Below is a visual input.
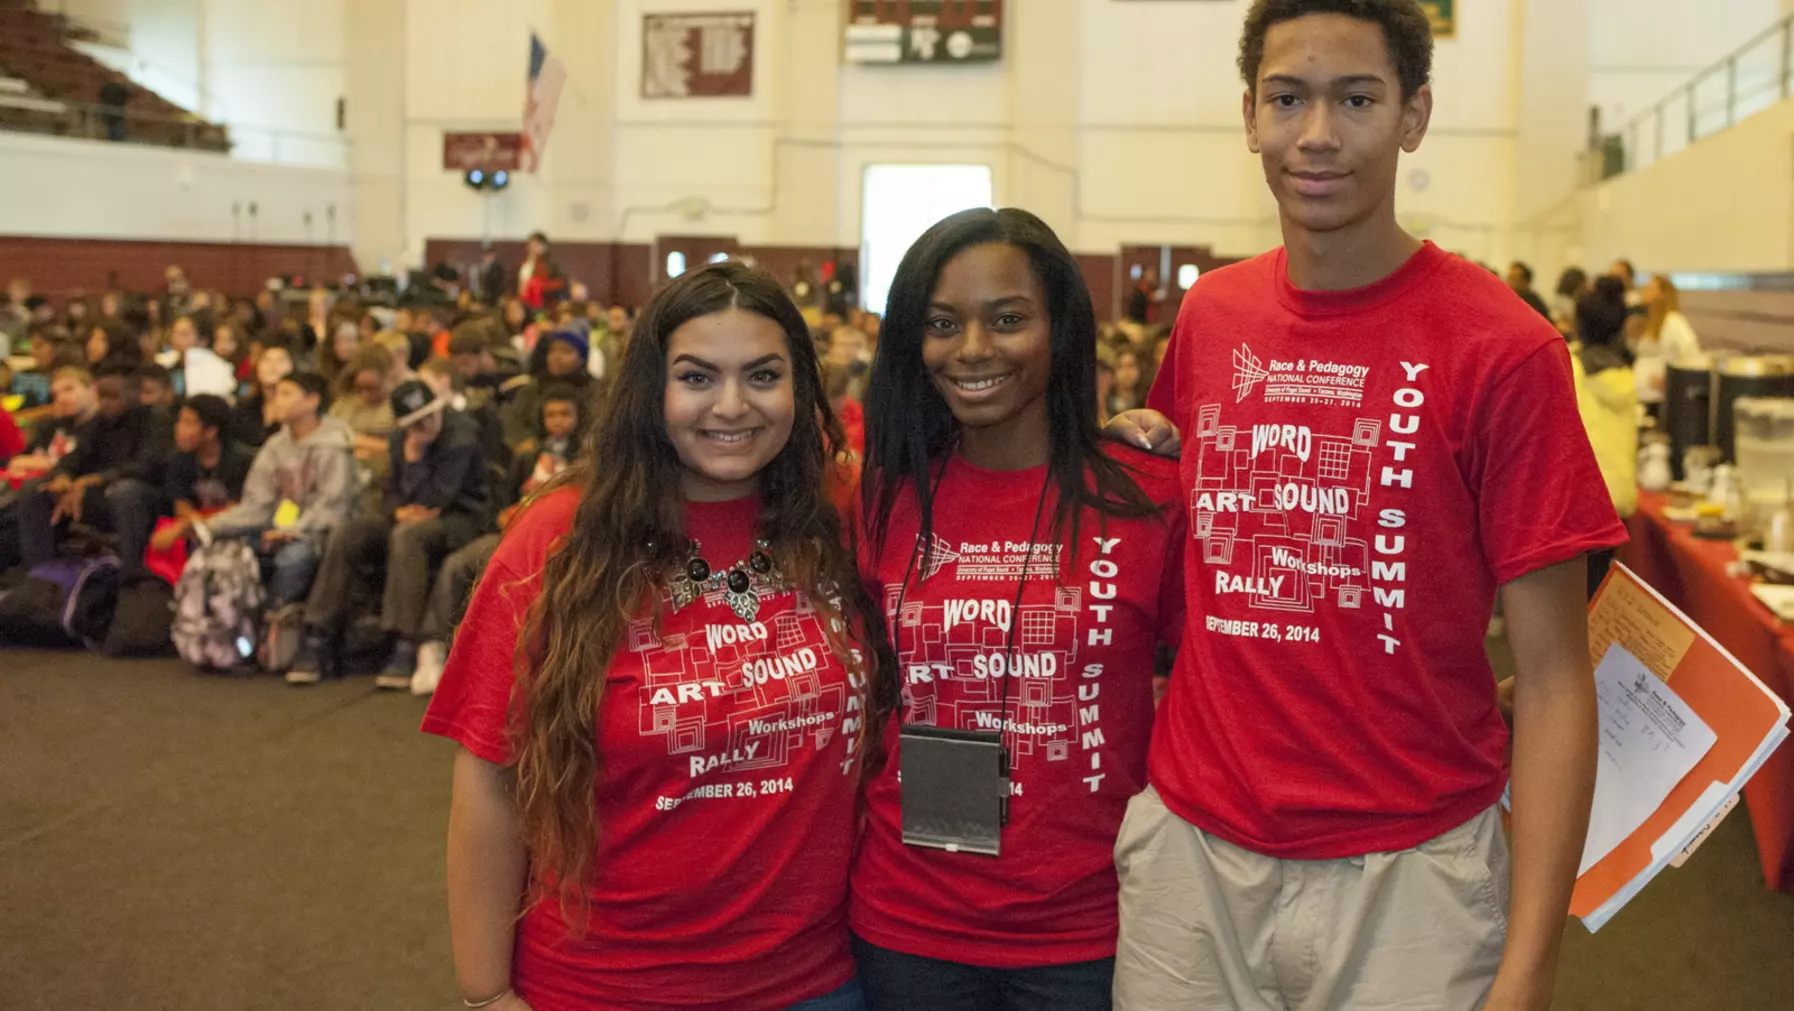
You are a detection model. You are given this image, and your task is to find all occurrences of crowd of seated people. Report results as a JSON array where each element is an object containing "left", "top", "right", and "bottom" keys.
[{"left": 0, "top": 264, "right": 642, "bottom": 693}]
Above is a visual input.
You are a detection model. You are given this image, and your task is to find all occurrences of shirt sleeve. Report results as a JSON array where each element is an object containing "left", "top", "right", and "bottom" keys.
[
  {"left": 1145, "top": 321, "right": 1182, "bottom": 422},
  {"left": 420, "top": 555, "right": 536, "bottom": 764},
  {"left": 1471, "top": 341, "right": 1630, "bottom": 585}
]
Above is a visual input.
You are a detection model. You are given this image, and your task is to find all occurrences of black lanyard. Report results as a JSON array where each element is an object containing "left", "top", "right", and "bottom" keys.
[{"left": 891, "top": 458, "right": 1054, "bottom": 784}]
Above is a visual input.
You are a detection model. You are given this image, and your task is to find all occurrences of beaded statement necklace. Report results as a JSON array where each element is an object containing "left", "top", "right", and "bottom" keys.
[{"left": 667, "top": 538, "right": 791, "bottom": 622}]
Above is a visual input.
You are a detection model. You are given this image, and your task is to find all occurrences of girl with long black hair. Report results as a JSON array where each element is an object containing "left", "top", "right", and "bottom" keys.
[
  {"left": 423, "top": 262, "right": 888, "bottom": 1011},
  {"left": 851, "top": 207, "right": 1186, "bottom": 1010}
]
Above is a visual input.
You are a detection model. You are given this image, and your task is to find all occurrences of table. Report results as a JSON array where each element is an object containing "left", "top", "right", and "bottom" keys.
[{"left": 1622, "top": 491, "right": 1794, "bottom": 894}]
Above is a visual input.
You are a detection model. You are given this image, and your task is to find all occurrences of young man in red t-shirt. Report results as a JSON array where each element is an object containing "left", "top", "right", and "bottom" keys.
[{"left": 1107, "top": 2, "right": 1626, "bottom": 1009}]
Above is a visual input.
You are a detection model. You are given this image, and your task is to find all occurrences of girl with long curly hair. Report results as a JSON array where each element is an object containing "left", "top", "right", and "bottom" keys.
[{"left": 423, "top": 262, "right": 889, "bottom": 1011}]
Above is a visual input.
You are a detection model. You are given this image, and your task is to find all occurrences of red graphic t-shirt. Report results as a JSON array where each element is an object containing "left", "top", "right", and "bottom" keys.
[
  {"left": 1145, "top": 242, "right": 1628, "bottom": 859},
  {"left": 422, "top": 489, "right": 863, "bottom": 1011},
  {"left": 850, "top": 447, "right": 1186, "bottom": 967}
]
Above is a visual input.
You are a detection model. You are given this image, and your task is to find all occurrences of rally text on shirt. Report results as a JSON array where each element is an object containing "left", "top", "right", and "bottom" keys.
[
  {"left": 850, "top": 448, "right": 1185, "bottom": 968},
  {"left": 1145, "top": 242, "right": 1629, "bottom": 861}
]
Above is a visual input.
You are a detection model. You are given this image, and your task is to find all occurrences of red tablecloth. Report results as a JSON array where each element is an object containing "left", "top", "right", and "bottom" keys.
[{"left": 1621, "top": 492, "right": 1794, "bottom": 893}]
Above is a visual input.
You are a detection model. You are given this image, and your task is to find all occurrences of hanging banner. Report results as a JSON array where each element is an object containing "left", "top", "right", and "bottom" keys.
[
  {"left": 1419, "top": 0, "right": 1455, "bottom": 38},
  {"left": 642, "top": 12, "right": 756, "bottom": 98},
  {"left": 843, "top": 0, "right": 1003, "bottom": 65}
]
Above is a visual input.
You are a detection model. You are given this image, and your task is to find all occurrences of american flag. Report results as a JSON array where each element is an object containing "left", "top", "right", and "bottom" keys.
[{"left": 522, "top": 32, "right": 565, "bottom": 174}]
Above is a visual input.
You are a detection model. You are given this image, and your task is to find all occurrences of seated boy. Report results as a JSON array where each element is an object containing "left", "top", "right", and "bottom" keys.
[
  {"left": 8, "top": 324, "right": 76, "bottom": 411},
  {"left": 17, "top": 364, "right": 173, "bottom": 578},
  {"left": 7, "top": 366, "right": 97, "bottom": 486},
  {"left": 138, "top": 362, "right": 178, "bottom": 410},
  {"left": 291, "top": 379, "right": 490, "bottom": 686},
  {"left": 148, "top": 394, "right": 257, "bottom": 557},
  {"left": 205, "top": 372, "right": 357, "bottom": 613},
  {"left": 419, "top": 354, "right": 510, "bottom": 472},
  {"left": 408, "top": 382, "right": 582, "bottom": 695}
]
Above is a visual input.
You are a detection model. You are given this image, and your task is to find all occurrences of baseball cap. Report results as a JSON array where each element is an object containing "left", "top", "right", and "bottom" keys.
[{"left": 390, "top": 378, "right": 448, "bottom": 428}]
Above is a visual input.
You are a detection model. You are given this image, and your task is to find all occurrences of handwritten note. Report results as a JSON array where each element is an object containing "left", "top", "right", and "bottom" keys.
[
  {"left": 1580, "top": 645, "right": 1719, "bottom": 875},
  {"left": 1588, "top": 575, "right": 1695, "bottom": 683},
  {"left": 1668, "top": 792, "right": 1740, "bottom": 869}
]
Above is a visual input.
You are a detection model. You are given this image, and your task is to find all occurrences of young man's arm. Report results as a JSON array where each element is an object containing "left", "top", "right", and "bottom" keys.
[
  {"left": 205, "top": 448, "right": 279, "bottom": 538},
  {"left": 1487, "top": 556, "right": 1597, "bottom": 1011}
]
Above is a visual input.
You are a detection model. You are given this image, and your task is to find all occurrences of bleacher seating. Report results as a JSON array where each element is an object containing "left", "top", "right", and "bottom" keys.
[{"left": 0, "top": 0, "right": 229, "bottom": 152}]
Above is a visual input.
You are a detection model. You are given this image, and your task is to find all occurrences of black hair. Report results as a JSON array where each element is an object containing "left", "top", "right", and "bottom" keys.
[
  {"left": 1555, "top": 266, "right": 1588, "bottom": 299},
  {"left": 529, "top": 230, "right": 549, "bottom": 245},
  {"left": 1510, "top": 261, "right": 1533, "bottom": 284},
  {"left": 137, "top": 362, "right": 172, "bottom": 387},
  {"left": 94, "top": 361, "right": 142, "bottom": 387},
  {"left": 90, "top": 320, "right": 142, "bottom": 364},
  {"left": 118, "top": 299, "right": 152, "bottom": 337},
  {"left": 177, "top": 310, "right": 216, "bottom": 345},
  {"left": 1239, "top": 0, "right": 1434, "bottom": 98},
  {"left": 280, "top": 370, "right": 332, "bottom": 413},
  {"left": 1576, "top": 292, "right": 1629, "bottom": 353},
  {"left": 1613, "top": 259, "right": 1636, "bottom": 283},
  {"left": 182, "top": 393, "right": 232, "bottom": 435},
  {"left": 535, "top": 380, "right": 587, "bottom": 453},
  {"left": 537, "top": 380, "right": 584, "bottom": 409},
  {"left": 861, "top": 206, "right": 1159, "bottom": 570},
  {"left": 1592, "top": 275, "right": 1627, "bottom": 309}
]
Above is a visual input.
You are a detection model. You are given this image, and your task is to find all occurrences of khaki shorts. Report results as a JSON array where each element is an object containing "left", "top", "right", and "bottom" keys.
[{"left": 1113, "top": 787, "right": 1509, "bottom": 1011}]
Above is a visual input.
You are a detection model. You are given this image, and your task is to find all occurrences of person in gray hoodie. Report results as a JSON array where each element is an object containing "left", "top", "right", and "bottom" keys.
[{"left": 204, "top": 372, "right": 357, "bottom": 606}]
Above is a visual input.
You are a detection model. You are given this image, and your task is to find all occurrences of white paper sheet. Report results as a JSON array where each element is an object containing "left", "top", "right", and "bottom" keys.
[
  {"left": 1580, "top": 644, "right": 1720, "bottom": 876},
  {"left": 181, "top": 347, "right": 239, "bottom": 398}
]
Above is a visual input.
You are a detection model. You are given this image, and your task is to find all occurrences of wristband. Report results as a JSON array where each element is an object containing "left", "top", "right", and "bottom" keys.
[{"left": 463, "top": 988, "right": 512, "bottom": 1009}]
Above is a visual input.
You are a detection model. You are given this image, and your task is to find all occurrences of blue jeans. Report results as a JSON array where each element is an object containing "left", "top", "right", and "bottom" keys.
[
  {"left": 853, "top": 935, "right": 1112, "bottom": 1011},
  {"left": 786, "top": 977, "right": 865, "bottom": 1011},
  {"left": 266, "top": 538, "right": 320, "bottom": 607}
]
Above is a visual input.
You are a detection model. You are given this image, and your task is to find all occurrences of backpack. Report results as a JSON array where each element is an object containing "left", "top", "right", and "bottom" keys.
[
  {"left": 258, "top": 602, "right": 305, "bottom": 673},
  {"left": 102, "top": 576, "right": 177, "bottom": 657},
  {"left": 0, "top": 555, "right": 121, "bottom": 648},
  {"left": 171, "top": 540, "right": 265, "bottom": 669}
]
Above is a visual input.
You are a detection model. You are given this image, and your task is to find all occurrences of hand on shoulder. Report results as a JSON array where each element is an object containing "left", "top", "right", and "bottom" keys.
[{"left": 1104, "top": 409, "right": 1181, "bottom": 458}]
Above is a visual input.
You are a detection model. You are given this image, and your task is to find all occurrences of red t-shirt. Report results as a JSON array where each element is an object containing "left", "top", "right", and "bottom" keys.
[
  {"left": 838, "top": 397, "right": 866, "bottom": 460},
  {"left": 850, "top": 448, "right": 1186, "bottom": 967},
  {"left": 422, "top": 489, "right": 862, "bottom": 1011},
  {"left": 1145, "top": 242, "right": 1627, "bottom": 859},
  {"left": 0, "top": 408, "right": 25, "bottom": 461}
]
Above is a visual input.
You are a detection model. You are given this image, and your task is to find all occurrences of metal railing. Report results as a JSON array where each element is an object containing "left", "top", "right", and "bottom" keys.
[
  {"left": 1589, "top": 13, "right": 1794, "bottom": 183},
  {"left": 0, "top": 92, "right": 348, "bottom": 168}
]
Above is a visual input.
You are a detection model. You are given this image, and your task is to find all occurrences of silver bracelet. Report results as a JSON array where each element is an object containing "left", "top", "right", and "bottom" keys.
[{"left": 463, "top": 988, "right": 512, "bottom": 1009}]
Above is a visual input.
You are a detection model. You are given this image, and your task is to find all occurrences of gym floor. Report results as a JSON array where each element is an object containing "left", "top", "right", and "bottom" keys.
[{"left": 3, "top": 645, "right": 1793, "bottom": 1011}]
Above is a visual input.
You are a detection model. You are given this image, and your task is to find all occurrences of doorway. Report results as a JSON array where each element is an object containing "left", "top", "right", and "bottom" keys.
[{"left": 859, "top": 163, "right": 994, "bottom": 317}]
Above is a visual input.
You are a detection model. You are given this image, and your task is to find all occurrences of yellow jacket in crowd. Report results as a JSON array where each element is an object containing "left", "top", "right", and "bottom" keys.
[{"left": 1572, "top": 348, "right": 1638, "bottom": 518}]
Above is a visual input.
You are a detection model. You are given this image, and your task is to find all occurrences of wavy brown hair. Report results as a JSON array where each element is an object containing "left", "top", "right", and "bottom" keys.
[{"left": 508, "top": 261, "right": 893, "bottom": 924}]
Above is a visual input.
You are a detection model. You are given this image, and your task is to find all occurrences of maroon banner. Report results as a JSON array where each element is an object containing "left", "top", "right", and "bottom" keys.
[
  {"left": 642, "top": 12, "right": 757, "bottom": 98},
  {"left": 442, "top": 132, "right": 525, "bottom": 172}
]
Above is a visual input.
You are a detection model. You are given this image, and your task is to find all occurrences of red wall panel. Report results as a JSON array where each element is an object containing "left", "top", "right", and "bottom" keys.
[{"left": 0, "top": 235, "right": 357, "bottom": 298}]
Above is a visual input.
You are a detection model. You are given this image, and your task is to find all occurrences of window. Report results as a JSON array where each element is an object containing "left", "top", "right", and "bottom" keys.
[
  {"left": 665, "top": 250, "right": 687, "bottom": 278},
  {"left": 860, "top": 164, "right": 994, "bottom": 315},
  {"left": 1177, "top": 263, "right": 1200, "bottom": 289}
]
